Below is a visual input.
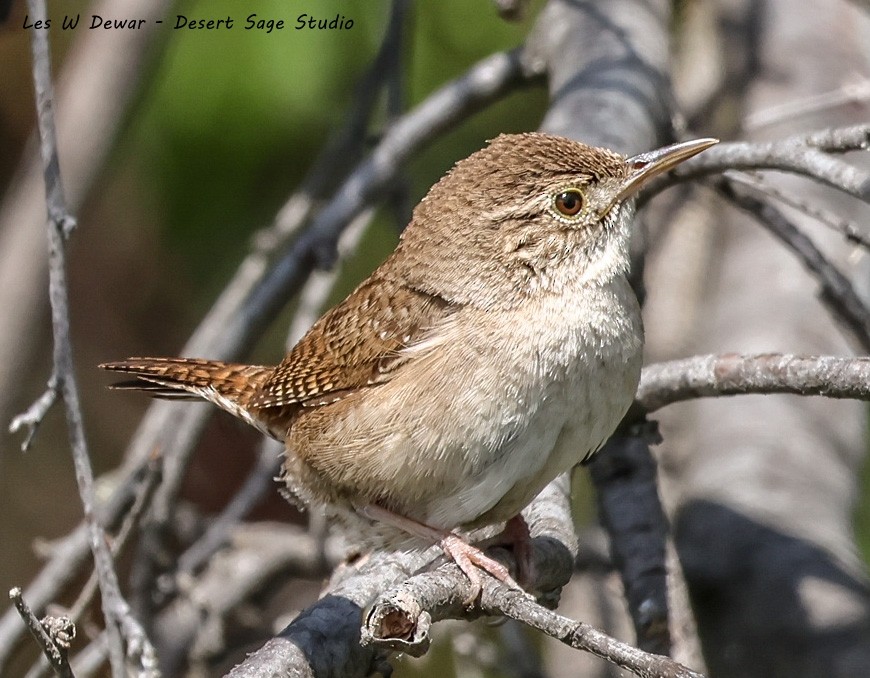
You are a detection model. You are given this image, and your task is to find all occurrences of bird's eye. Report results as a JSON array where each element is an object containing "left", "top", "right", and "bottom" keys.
[{"left": 552, "top": 189, "right": 584, "bottom": 218}]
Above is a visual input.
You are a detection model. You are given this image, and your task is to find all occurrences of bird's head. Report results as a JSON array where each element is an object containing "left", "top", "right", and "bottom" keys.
[{"left": 394, "top": 133, "right": 717, "bottom": 308}]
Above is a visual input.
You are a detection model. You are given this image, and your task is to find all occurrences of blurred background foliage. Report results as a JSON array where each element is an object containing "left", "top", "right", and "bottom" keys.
[{"left": 0, "top": 0, "right": 551, "bottom": 636}]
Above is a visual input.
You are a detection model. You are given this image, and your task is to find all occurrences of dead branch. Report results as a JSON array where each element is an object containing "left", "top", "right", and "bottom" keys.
[
  {"left": 8, "top": 588, "right": 73, "bottom": 678},
  {"left": 18, "top": 0, "right": 156, "bottom": 672},
  {"left": 714, "top": 178, "right": 870, "bottom": 350}
]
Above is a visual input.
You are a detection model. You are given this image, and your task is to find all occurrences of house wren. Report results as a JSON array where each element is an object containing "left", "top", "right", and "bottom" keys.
[{"left": 102, "top": 133, "right": 717, "bottom": 599}]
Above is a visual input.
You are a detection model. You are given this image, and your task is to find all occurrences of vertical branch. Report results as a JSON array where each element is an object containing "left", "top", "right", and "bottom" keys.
[{"left": 23, "top": 0, "right": 156, "bottom": 674}]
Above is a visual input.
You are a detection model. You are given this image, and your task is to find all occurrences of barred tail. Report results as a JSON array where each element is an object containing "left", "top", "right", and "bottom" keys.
[{"left": 99, "top": 358, "right": 275, "bottom": 433}]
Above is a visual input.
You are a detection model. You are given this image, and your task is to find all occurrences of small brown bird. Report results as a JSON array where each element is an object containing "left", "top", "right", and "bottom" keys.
[{"left": 102, "top": 133, "right": 716, "bottom": 599}]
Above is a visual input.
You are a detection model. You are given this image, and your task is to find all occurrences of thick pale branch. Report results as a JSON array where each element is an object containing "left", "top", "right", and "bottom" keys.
[
  {"left": 637, "top": 353, "right": 870, "bottom": 413},
  {"left": 230, "top": 477, "right": 577, "bottom": 677}
]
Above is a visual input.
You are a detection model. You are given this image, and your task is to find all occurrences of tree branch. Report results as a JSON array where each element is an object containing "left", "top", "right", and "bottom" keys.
[
  {"left": 714, "top": 177, "right": 870, "bottom": 350},
  {"left": 20, "top": 0, "right": 156, "bottom": 673},
  {"left": 229, "top": 476, "right": 577, "bottom": 676},
  {"left": 637, "top": 353, "right": 870, "bottom": 413},
  {"left": 656, "top": 126, "right": 870, "bottom": 203},
  {"left": 8, "top": 588, "right": 74, "bottom": 678}
]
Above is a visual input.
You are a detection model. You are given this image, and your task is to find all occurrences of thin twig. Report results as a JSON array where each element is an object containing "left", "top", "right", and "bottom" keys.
[
  {"left": 9, "top": 588, "right": 74, "bottom": 678},
  {"left": 25, "top": 454, "right": 162, "bottom": 678},
  {"left": 23, "top": 0, "right": 156, "bottom": 674},
  {"left": 489, "top": 592, "right": 703, "bottom": 678},
  {"left": 744, "top": 77, "right": 870, "bottom": 131},
  {"left": 9, "top": 374, "right": 58, "bottom": 451},
  {"left": 0, "top": 452, "right": 159, "bottom": 671},
  {"left": 23, "top": 616, "right": 75, "bottom": 678},
  {"left": 636, "top": 353, "right": 870, "bottom": 414},
  {"left": 715, "top": 178, "right": 870, "bottom": 350},
  {"left": 724, "top": 170, "right": 870, "bottom": 249}
]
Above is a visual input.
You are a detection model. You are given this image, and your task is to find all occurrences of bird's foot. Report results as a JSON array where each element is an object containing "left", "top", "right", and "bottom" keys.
[
  {"left": 438, "top": 533, "right": 522, "bottom": 606},
  {"left": 358, "top": 503, "right": 522, "bottom": 605}
]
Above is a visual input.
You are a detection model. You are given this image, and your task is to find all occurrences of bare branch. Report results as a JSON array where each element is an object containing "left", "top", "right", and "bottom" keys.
[
  {"left": 229, "top": 476, "right": 577, "bottom": 676},
  {"left": 744, "top": 78, "right": 870, "bottom": 130},
  {"left": 8, "top": 588, "right": 74, "bottom": 678},
  {"left": 175, "top": 444, "right": 281, "bottom": 578},
  {"left": 23, "top": 0, "right": 156, "bottom": 673},
  {"left": 724, "top": 170, "right": 870, "bottom": 249},
  {"left": 363, "top": 574, "right": 704, "bottom": 678},
  {"left": 637, "top": 353, "right": 870, "bottom": 413},
  {"left": 25, "top": 455, "right": 161, "bottom": 678},
  {"left": 715, "top": 178, "right": 870, "bottom": 350},
  {"left": 8, "top": 375, "right": 58, "bottom": 452},
  {"left": 670, "top": 137, "right": 870, "bottom": 203},
  {"left": 0, "top": 451, "right": 162, "bottom": 670}
]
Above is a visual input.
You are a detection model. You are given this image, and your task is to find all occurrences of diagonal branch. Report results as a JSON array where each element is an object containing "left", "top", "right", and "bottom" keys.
[
  {"left": 714, "top": 178, "right": 870, "bottom": 350},
  {"left": 8, "top": 588, "right": 73, "bottom": 678},
  {"left": 723, "top": 170, "right": 870, "bottom": 249}
]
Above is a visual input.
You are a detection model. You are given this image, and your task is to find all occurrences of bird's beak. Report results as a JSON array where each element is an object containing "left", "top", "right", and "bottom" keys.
[{"left": 616, "top": 138, "right": 719, "bottom": 202}]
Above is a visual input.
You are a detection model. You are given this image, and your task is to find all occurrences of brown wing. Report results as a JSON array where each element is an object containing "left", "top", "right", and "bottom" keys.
[{"left": 249, "top": 274, "right": 454, "bottom": 410}]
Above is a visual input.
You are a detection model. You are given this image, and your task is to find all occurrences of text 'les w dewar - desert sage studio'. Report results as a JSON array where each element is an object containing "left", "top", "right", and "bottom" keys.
[{"left": 21, "top": 13, "right": 354, "bottom": 33}]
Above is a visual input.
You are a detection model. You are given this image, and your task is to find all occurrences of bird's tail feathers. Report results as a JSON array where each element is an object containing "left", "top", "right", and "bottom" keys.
[{"left": 99, "top": 358, "right": 274, "bottom": 431}]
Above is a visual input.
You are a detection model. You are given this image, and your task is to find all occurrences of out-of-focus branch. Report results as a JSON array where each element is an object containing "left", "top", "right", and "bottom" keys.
[
  {"left": 18, "top": 1, "right": 157, "bottom": 673},
  {"left": 8, "top": 376, "right": 58, "bottom": 452},
  {"left": 0, "top": 0, "right": 173, "bottom": 425},
  {"left": 637, "top": 353, "right": 870, "bottom": 413},
  {"left": 25, "top": 453, "right": 162, "bottom": 678},
  {"left": 0, "top": 453, "right": 159, "bottom": 671},
  {"left": 714, "top": 178, "right": 870, "bottom": 350},
  {"left": 744, "top": 79, "right": 870, "bottom": 131},
  {"left": 723, "top": 171, "right": 870, "bottom": 249},
  {"left": 8, "top": 589, "right": 73, "bottom": 678}
]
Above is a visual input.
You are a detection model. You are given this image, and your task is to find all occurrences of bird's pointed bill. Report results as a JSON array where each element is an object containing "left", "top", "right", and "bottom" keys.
[{"left": 616, "top": 138, "right": 719, "bottom": 202}]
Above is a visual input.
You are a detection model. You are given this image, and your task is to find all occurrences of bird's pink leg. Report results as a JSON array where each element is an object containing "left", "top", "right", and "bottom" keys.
[
  {"left": 359, "top": 504, "right": 521, "bottom": 604},
  {"left": 500, "top": 514, "right": 535, "bottom": 586}
]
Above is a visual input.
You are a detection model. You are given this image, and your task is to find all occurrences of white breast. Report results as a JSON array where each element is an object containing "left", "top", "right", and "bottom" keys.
[{"left": 415, "top": 275, "right": 643, "bottom": 529}]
